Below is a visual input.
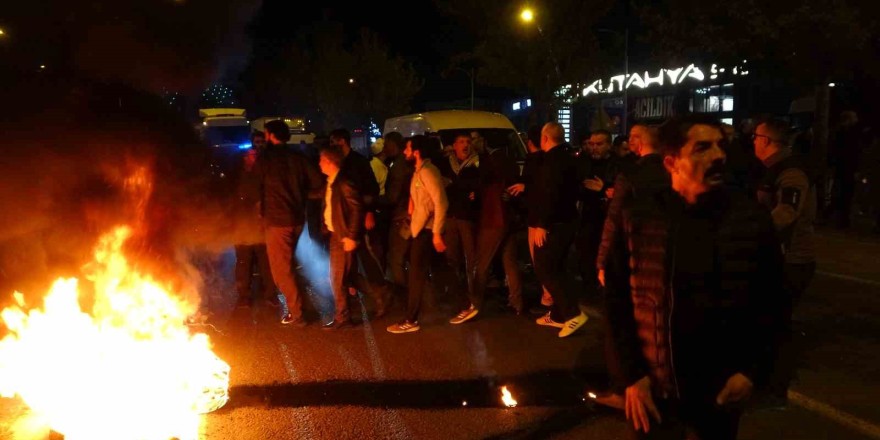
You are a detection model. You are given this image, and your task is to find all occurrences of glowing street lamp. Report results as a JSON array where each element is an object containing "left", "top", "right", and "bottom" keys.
[
  {"left": 518, "top": 6, "right": 562, "bottom": 98},
  {"left": 0, "top": 28, "right": 6, "bottom": 36},
  {"left": 348, "top": 78, "right": 355, "bottom": 84}
]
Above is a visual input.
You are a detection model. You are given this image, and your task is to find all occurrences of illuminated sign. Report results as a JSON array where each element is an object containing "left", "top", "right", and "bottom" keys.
[
  {"left": 633, "top": 96, "right": 676, "bottom": 120},
  {"left": 581, "top": 61, "right": 749, "bottom": 97}
]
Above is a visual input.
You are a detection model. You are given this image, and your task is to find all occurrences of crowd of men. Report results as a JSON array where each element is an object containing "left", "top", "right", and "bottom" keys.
[{"left": 231, "top": 112, "right": 818, "bottom": 439}]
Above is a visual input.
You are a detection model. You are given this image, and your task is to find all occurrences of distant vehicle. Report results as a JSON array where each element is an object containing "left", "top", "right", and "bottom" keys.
[
  {"left": 251, "top": 116, "right": 316, "bottom": 146},
  {"left": 198, "top": 108, "right": 252, "bottom": 150},
  {"left": 384, "top": 110, "right": 527, "bottom": 166}
]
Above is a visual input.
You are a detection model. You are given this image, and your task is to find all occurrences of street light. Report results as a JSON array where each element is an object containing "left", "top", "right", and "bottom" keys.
[{"left": 519, "top": 6, "right": 562, "bottom": 121}]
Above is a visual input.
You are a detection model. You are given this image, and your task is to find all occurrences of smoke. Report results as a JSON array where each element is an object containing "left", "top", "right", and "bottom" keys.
[{"left": 0, "top": 72, "right": 246, "bottom": 308}]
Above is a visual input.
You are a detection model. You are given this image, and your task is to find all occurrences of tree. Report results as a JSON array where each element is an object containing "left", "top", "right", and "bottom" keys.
[
  {"left": 437, "top": 0, "right": 614, "bottom": 122},
  {"left": 637, "top": 0, "right": 878, "bottom": 171},
  {"left": 242, "top": 24, "right": 422, "bottom": 132}
]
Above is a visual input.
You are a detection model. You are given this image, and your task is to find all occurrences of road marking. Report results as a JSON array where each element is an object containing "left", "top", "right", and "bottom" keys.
[
  {"left": 817, "top": 270, "right": 880, "bottom": 287},
  {"left": 789, "top": 390, "right": 880, "bottom": 439},
  {"left": 277, "top": 341, "right": 319, "bottom": 440}
]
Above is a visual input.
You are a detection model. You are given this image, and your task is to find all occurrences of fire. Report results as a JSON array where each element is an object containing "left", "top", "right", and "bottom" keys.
[
  {"left": 500, "top": 386, "right": 518, "bottom": 408},
  {"left": 0, "top": 226, "right": 229, "bottom": 440}
]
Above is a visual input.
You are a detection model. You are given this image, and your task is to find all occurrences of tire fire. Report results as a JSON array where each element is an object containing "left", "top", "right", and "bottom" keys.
[{"left": 0, "top": 226, "right": 229, "bottom": 440}]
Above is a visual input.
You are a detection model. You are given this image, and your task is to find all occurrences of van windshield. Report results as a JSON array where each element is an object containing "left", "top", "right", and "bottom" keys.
[{"left": 436, "top": 128, "right": 526, "bottom": 162}]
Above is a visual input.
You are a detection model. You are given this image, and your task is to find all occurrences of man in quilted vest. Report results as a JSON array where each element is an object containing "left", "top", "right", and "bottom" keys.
[{"left": 604, "top": 114, "right": 784, "bottom": 439}]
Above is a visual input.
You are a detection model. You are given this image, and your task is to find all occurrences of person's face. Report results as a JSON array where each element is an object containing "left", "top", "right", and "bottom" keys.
[
  {"left": 318, "top": 153, "right": 338, "bottom": 176},
  {"left": 629, "top": 126, "right": 647, "bottom": 156},
  {"left": 616, "top": 140, "right": 631, "bottom": 157},
  {"left": 403, "top": 140, "right": 416, "bottom": 162},
  {"left": 383, "top": 139, "right": 400, "bottom": 158},
  {"left": 252, "top": 135, "right": 266, "bottom": 150},
  {"left": 752, "top": 123, "right": 773, "bottom": 159},
  {"left": 665, "top": 124, "right": 727, "bottom": 197},
  {"left": 453, "top": 136, "right": 471, "bottom": 161},
  {"left": 329, "top": 136, "right": 347, "bottom": 150},
  {"left": 587, "top": 134, "right": 612, "bottom": 159}
]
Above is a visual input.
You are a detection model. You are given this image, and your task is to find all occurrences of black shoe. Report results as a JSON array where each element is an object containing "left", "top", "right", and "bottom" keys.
[
  {"left": 321, "top": 319, "right": 353, "bottom": 330},
  {"left": 281, "top": 313, "right": 307, "bottom": 328}
]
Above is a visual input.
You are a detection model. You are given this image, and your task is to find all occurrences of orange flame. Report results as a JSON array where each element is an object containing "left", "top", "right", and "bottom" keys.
[
  {"left": 501, "top": 386, "right": 518, "bottom": 408},
  {"left": 0, "top": 226, "right": 229, "bottom": 440}
]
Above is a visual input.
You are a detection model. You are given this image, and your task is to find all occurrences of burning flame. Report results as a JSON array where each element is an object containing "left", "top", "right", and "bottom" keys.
[
  {"left": 0, "top": 226, "right": 229, "bottom": 440},
  {"left": 501, "top": 386, "right": 518, "bottom": 408}
]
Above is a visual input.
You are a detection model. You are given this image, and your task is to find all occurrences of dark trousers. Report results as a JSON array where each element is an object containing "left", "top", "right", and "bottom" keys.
[
  {"left": 575, "top": 219, "right": 604, "bottom": 290},
  {"left": 444, "top": 218, "right": 476, "bottom": 299},
  {"left": 533, "top": 222, "right": 579, "bottom": 322},
  {"left": 405, "top": 230, "right": 434, "bottom": 323},
  {"left": 234, "top": 243, "right": 275, "bottom": 300},
  {"left": 328, "top": 233, "right": 373, "bottom": 323},
  {"left": 629, "top": 398, "right": 741, "bottom": 440},
  {"left": 265, "top": 225, "right": 304, "bottom": 318},
  {"left": 471, "top": 227, "right": 522, "bottom": 311},
  {"left": 770, "top": 261, "right": 816, "bottom": 397},
  {"left": 387, "top": 219, "right": 411, "bottom": 289},
  {"left": 357, "top": 229, "right": 389, "bottom": 292}
]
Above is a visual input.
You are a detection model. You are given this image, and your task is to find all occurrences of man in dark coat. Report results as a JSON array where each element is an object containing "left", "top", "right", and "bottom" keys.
[{"left": 604, "top": 114, "right": 784, "bottom": 439}]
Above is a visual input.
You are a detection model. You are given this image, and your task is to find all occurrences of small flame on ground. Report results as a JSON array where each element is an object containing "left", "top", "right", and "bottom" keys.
[{"left": 501, "top": 386, "right": 518, "bottom": 408}]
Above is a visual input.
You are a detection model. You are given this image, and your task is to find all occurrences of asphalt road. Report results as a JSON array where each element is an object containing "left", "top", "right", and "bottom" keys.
[{"left": 2, "top": 229, "right": 880, "bottom": 439}]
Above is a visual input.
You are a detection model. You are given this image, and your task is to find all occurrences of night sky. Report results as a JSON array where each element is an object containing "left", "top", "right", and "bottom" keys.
[{"left": 0, "top": 0, "right": 502, "bottom": 105}]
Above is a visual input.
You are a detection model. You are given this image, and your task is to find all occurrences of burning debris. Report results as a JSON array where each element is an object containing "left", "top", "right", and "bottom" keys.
[
  {"left": 500, "top": 386, "right": 518, "bottom": 408},
  {"left": 0, "top": 226, "right": 229, "bottom": 440}
]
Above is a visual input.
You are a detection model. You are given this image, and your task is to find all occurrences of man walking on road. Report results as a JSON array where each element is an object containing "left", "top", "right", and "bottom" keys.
[
  {"left": 387, "top": 135, "right": 448, "bottom": 334},
  {"left": 259, "top": 120, "right": 324, "bottom": 326},
  {"left": 604, "top": 114, "right": 784, "bottom": 439},
  {"left": 532, "top": 122, "right": 589, "bottom": 338},
  {"left": 754, "top": 117, "right": 816, "bottom": 405}
]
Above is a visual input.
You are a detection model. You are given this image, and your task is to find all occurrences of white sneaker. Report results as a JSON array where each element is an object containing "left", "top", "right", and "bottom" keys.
[
  {"left": 450, "top": 305, "right": 479, "bottom": 324},
  {"left": 558, "top": 312, "right": 589, "bottom": 338},
  {"left": 535, "top": 312, "right": 564, "bottom": 328}
]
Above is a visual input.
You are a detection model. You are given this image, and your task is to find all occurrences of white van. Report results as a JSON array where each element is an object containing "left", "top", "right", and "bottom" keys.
[
  {"left": 384, "top": 110, "right": 526, "bottom": 164},
  {"left": 198, "top": 108, "right": 252, "bottom": 149}
]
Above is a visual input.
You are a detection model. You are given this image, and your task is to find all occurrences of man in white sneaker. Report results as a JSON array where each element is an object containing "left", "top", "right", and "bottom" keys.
[
  {"left": 532, "top": 122, "right": 589, "bottom": 337},
  {"left": 387, "top": 135, "right": 448, "bottom": 334}
]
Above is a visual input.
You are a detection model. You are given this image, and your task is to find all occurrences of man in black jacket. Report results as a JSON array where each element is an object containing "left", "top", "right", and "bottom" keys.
[
  {"left": 576, "top": 129, "right": 622, "bottom": 292},
  {"left": 330, "top": 129, "right": 390, "bottom": 316},
  {"left": 532, "top": 122, "right": 589, "bottom": 338},
  {"left": 604, "top": 114, "right": 784, "bottom": 439},
  {"left": 378, "top": 132, "right": 414, "bottom": 292},
  {"left": 259, "top": 120, "right": 325, "bottom": 326},
  {"left": 318, "top": 145, "right": 372, "bottom": 329}
]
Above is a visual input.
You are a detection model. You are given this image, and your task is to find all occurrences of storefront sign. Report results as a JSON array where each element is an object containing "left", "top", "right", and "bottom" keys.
[
  {"left": 581, "top": 61, "right": 748, "bottom": 98},
  {"left": 633, "top": 96, "right": 676, "bottom": 120}
]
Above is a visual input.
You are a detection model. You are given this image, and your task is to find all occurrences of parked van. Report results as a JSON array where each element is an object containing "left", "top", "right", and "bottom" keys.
[
  {"left": 384, "top": 110, "right": 526, "bottom": 164},
  {"left": 198, "top": 108, "right": 252, "bottom": 149}
]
